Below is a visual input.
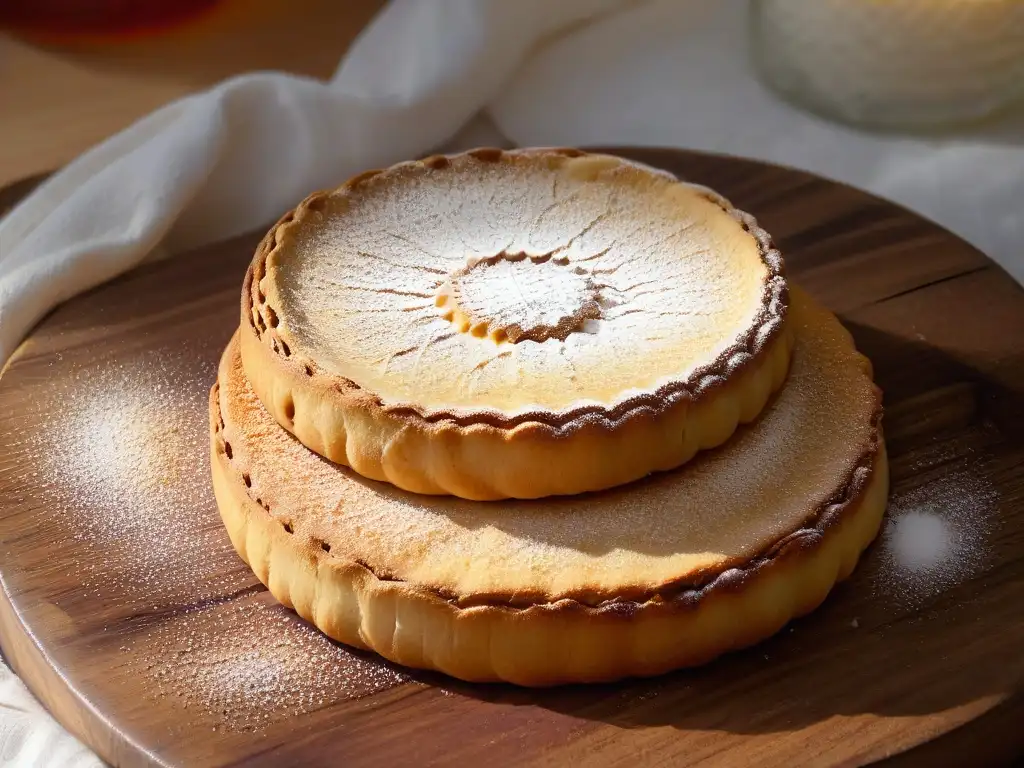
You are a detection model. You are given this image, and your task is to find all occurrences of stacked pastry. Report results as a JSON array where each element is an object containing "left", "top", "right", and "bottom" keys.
[{"left": 210, "top": 148, "right": 887, "bottom": 686}]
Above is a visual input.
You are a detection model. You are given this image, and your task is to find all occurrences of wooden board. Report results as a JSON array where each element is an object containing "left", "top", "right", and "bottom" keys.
[{"left": 1, "top": 149, "right": 1023, "bottom": 768}]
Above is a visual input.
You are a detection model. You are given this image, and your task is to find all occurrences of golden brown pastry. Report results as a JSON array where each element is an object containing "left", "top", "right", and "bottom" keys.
[
  {"left": 212, "top": 286, "right": 886, "bottom": 685},
  {"left": 240, "top": 148, "right": 791, "bottom": 500}
]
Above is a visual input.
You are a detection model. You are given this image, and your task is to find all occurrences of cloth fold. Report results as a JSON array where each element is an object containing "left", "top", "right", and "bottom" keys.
[{"left": 0, "top": 0, "right": 1021, "bottom": 764}]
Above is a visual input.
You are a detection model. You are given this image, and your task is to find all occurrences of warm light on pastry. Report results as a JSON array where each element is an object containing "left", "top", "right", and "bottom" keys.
[
  {"left": 240, "top": 148, "right": 791, "bottom": 500},
  {"left": 212, "top": 286, "right": 886, "bottom": 686}
]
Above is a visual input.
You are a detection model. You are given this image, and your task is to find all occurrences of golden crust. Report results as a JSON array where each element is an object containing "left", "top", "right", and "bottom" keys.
[
  {"left": 211, "top": 289, "right": 887, "bottom": 685},
  {"left": 221, "top": 286, "right": 880, "bottom": 604},
  {"left": 211, "top": 406, "right": 886, "bottom": 686},
  {"left": 240, "top": 148, "right": 791, "bottom": 500}
]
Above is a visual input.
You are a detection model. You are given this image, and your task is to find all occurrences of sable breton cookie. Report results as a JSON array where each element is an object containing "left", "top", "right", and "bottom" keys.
[
  {"left": 211, "top": 286, "right": 887, "bottom": 686},
  {"left": 240, "top": 148, "right": 791, "bottom": 500}
]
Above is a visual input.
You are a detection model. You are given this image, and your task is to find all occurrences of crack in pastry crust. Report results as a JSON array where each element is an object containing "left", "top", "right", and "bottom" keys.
[
  {"left": 244, "top": 147, "right": 788, "bottom": 428},
  {"left": 240, "top": 149, "right": 792, "bottom": 500}
]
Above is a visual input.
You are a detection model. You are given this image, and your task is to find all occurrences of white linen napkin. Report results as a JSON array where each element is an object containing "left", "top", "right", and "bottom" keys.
[
  {"left": 0, "top": 664, "right": 103, "bottom": 767},
  {"left": 1, "top": 0, "right": 1021, "bottom": 764}
]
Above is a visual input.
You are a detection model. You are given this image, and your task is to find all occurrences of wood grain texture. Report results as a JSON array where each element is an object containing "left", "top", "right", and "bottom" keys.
[{"left": 1, "top": 149, "right": 1023, "bottom": 767}]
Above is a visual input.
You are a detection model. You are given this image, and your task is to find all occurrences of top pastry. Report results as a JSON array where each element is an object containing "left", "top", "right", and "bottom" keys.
[{"left": 240, "top": 148, "right": 790, "bottom": 500}]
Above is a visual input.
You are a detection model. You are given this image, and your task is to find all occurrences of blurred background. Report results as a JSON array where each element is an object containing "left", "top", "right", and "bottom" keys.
[
  {"left": 4, "top": 0, "right": 1021, "bottom": 281},
  {"left": 3, "top": 0, "right": 1023, "bottom": 187},
  {"left": 0, "top": 0, "right": 385, "bottom": 186}
]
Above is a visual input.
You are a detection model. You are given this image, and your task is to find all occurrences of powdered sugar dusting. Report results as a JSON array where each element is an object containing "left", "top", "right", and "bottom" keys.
[
  {"left": 877, "top": 460, "right": 998, "bottom": 604},
  {"left": 886, "top": 511, "right": 954, "bottom": 573},
  {"left": 16, "top": 334, "right": 413, "bottom": 733},
  {"left": 442, "top": 253, "right": 602, "bottom": 344},
  {"left": 25, "top": 337, "right": 251, "bottom": 607},
  {"left": 277, "top": 151, "right": 770, "bottom": 413},
  {"left": 141, "top": 596, "right": 411, "bottom": 731}
]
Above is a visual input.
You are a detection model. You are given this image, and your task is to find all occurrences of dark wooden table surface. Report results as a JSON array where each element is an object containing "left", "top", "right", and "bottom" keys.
[{"left": 0, "top": 148, "right": 1022, "bottom": 767}]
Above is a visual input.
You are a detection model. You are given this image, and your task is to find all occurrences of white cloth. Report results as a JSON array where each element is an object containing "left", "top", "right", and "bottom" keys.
[
  {"left": 0, "top": 0, "right": 1021, "bottom": 763},
  {"left": 0, "top": 664, "right": 101, "bottom": 767}
]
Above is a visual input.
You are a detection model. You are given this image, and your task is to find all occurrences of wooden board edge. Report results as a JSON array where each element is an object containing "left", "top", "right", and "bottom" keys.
[
  {"left": 877, "top": 693, "right": 1024, "bottom": 768},
  {"left": 0, "top": 575, "right": 159, "bottom": 766}
]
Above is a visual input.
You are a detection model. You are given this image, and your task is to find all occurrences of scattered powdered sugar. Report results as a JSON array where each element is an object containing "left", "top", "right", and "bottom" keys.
[
  {"left": 876, "top": 460, "right": 999, "bottom": 605},
  {"left": 17, "top": 336, "right": 413, "bottom": 733},
  {"left": 26, "top": 338, "right": 250, "bottom": 606},
  {"left": 886, "top": 511, "right": 954, "bottom": 573},
  {"left": 143, "top": 596, "right": 411, "bottom": 731},
  {"left": 447, "top": 254, "right": 601, "bottom": 343}
]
